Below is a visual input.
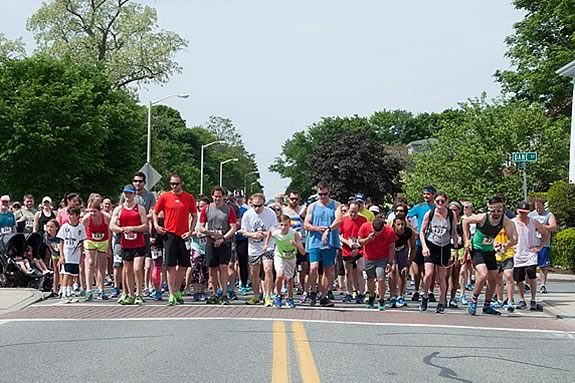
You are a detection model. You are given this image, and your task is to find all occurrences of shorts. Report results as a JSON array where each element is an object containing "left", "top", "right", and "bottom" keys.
[
  {"left": 497, "top": 258, "right": 514, "bottom": 273},
  {"left": 121, "top": 247, "right": 146, "bottom": 262},
  {"left": 395, "top": 247, "right": 409, "bottom": 270},
  {"left": 513, "top": 265, "right": 537, "bottom": 282},
  {"left": 342, "top": 255, "right": 361, "bottom": 269},
  {"left": 424, "top": 241, "right": 452, "bottom": 266},
  {"left": 538, "top": 247, "right": 550, "bottom": 268},
  {"left": 85, "top": 239, "right": 109, "bottom": 253},
  {"left": 164, "top": 232, "right": 191, "bottom": 268},
  {"left": 308, "top": 247, "right": 337, "bottom": 267},
  {"left": 249, "top": 250, "right": 274, "bottom": 266},
  {"left": 296, "top": 251, "right": 308, "bottom": 265},
  {"left": 274, "top": 255, "right": 296, "bottom": 279},
  {"left": 414, "top": 244, "right": 424, "bottom": 266},
  {"left": 471, "top": 249, "right": 498, "bottom": 271},
  {"left": 61, "top": 263, "right": 80, "bottom": 276},
  {"left": 363, "top": 259, "right": 389, "bottom": 280},
  {"left": 205, "top": 241, "right": 232, "bottom": 268}
]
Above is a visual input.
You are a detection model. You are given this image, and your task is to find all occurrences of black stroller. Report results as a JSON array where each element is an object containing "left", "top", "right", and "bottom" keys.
[{"left": 0, "top": 232, "right": 53, "bottom": 291}]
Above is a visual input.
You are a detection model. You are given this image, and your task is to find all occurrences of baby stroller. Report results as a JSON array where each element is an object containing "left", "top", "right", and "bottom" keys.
[{"left": 0, "top": 233, "right": 53, "bottom": 291}]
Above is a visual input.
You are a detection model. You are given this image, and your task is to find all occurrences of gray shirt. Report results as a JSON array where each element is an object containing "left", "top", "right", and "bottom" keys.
[
  {"left": 426, "top": 211, "right": 451, "bottom": 247},
  {"left": 528, "top": 210, "right": 554, "bottom": 247},
  {"left": 204, "top": 203, "right": 233, "bottom": 243}
]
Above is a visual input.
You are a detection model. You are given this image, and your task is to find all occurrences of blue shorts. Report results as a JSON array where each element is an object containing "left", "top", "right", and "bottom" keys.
[
  {"left": 308, "top": 247, "right": 337, "bottom": 267},
  {"left": 538, "top": 247, "right": 550, "bottom": 268}
]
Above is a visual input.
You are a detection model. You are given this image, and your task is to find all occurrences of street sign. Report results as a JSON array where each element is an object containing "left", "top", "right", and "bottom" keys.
[
  {"left": 139, "top": 163, "right": 162, "bottom": 190},
  {"left": 517, "top": 161, "right": 526, "bottom": 170},
  {"left": 512, "top": 152, "right": 537, "bottom": 162}
]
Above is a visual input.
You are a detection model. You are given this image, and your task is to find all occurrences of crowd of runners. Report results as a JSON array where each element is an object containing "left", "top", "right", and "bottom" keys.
[{"left": 0, "top": 173, "right": 557, "bottom": 315}]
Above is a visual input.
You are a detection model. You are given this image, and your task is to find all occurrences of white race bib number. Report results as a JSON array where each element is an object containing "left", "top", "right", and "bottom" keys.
[
  {"left": 92, "top": 232, "right": 105, "bottom": 241},
  {"left": 283, "top": 251, "right": 294, "bottom": 258},
  {"left": 482, "top": 237, "right": 494, "bottom": 245},
  {"left": 25, "top": 220, "right": 34, "bottom": 229},
  {"left": 1, "top": 226, "right": 11, "bottom": 234},
  {"left": 124, "top": 232, "right": 137, "bottom": 241},
  {"left": 536, "top": 231, "right": 542, "bottom": 239},
  {"left": 151, "top": 249, "right": 161, "bottom": 260},
  {"left": 64, "top": 238, "right": 76, "bottom": 248}
]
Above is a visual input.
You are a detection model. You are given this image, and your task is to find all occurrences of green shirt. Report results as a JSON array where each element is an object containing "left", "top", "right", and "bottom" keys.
[
  {"left": 272, "top": 229, "right": 297, "bottom": 259},
  {"left": 472, "top": 212, "right": 504, "bottom": 252}
]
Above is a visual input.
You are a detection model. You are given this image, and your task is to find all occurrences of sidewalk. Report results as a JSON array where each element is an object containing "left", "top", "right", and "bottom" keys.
[{"left": 0, "top": 288, "right": 45, "bottom": 315}]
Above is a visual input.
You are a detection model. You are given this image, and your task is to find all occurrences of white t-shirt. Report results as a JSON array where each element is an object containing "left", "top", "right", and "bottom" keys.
[
  {"left": 513, "top": 217, "right": 538, "bottom": 268},
  {"left": 57, "top": 223, "right": 87, "bottom": 264},
  {"left": 242, "top": 207, "right": 278, "bottom": 256}
]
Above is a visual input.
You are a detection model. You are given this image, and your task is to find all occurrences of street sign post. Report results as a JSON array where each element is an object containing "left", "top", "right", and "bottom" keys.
[
  {"left": 511, "top": 152, "right": 537, "bottom": 201},
  {"left": 139, "top": 163, "right": 162, "bottom": 190}
]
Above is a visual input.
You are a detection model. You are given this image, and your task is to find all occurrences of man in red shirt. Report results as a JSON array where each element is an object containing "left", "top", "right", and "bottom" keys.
[
  {"left": 358, "top": 218, "right": 398, "bottom": 310},
  {"left": 153, "top": 174, "right": 198, "bottom": 306},
  {"left": 339, "top": 201, "right": 367, "bottom": 303}
]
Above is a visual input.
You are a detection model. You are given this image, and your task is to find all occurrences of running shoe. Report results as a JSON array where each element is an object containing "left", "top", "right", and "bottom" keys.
[
  {"left": 342, "top": 294, "right": 353, "bottom": 303},
  {"left": 98, "top": 291, "right": 109, "bottom": 301},
  {"left": 309, "top": 292, "right": 317, "bottom": 307},
  {"left": 111, "top": 287, "right": 120, "bottom": 299},
  {"left": 378, "top": 299, "right": 386, "bottom": 311},
  {"left": 199, "top": 292, "right": 207, "bottom": 301},
  {"left": 465, "top": 283, "right": 473, "bottom": 291},
  {"left": 295, "top": 287, "right": 303, "bottom": 295},
  {"left": 428, "top": 292, "right": 436, "bottom": 303},
  {"left": 364, "top": 292, "right": 371, "bottom": 304},
  {"left": 366, "top": 296, "right": 375, "bottom": 309},
  {"left": 299, "top": 292, "right": 308, "bottom": 304},
  {"left": 206, "top": 295, "right": 219, "bottom": 305},
  {"left": 246, "top": 296, "right": 261, "bottom": 305},
  {"left": 397, "top": 297, "right": 407, "bottom": 307},
  {"left": 419, "top": 297, "right": 428, "bottom": 312},
  {"left": 174, "top": 291, "right": 184, "bottom": 304},
  {"left": 448, "top": 299, "right": 458, "bottom": 308},
  {"left": 153, "top": 290, "right": 163, "bottom": 301},
  {"left": 540, "top": 285, "right": 547, "bottom": 294},
  {"left": 239, "top": 286, "right": 250, "bottom": 296},
  {"left": 264, "top": 296, "right": 274, "bottom": 307},
  {"left": 530, "top": 300, "right": 538, "bottom": 311},
  {"left": 192, "top": 293, "right": 200, "bottom": 302},
  {"left": 217, "top": 288, "right": 223, "bottom": 297},
  {"left": 389, "top": 297, "right": 397, "bottom": 308},
  {"left": 273, "top": 296, "right": 282, "bottom": 308},
  {"left": 435, "top": 303, "right": 445, "bottom": 314},
  {"left": 143, "top": 288, "right": 151, "bottom": 297},
  {"left": 286, "top": 298, "right": 296, "bottom": 309},
  {"left": 518, "top": 300, "right": 527, "bottom": 310},
  {"left": 482, "top": 306, "right": 501, "bottom": 316},
  {"left": 84, "top": 291, "right": 93, "bottom": 302},
  {"left": 221, "top": 295, "right": 230, "bottom": 306},
  {"left": 327, "top": 290, "right": 334, "bottom": 300},
  {"left": 467, "top": 302, "right": 477, "bottom": 316},
  {"left": 355, "top": 293, "right": 364, "bottom": 304},
  {"left": 75, "top": 288, "right": 86, "bottom": 297},
  {"left": 460, "top": 295, "right": 468, "bottom": 306},
  {"left": 320, "top": 297, "right": 334, "bottom": 307},
  {"left": 121, "top": 295, "right": 134, "bottom": 305},
  {"left": 411, "top": 291, "right": 420, "bottom": 302},
  {"left": 167, "top": 295, "right": 177, "bottom": 306},
  {"left": 183, "top": 288, "right": 192, "bottom": 296},
  {"left": 117, "top": 293, "right": 126, "bottom": 304},
  {"left": 229, "top": 290, "right": 238, "bottom": 301},
  {"left": 62, "top": 297, "right": 72, "bottom": 304},
  {"left": 134, "top": 295, "right": 144, "bottom": 305},
  {"left": 506, "top": 301, "right": 515, "bottom": 312}
]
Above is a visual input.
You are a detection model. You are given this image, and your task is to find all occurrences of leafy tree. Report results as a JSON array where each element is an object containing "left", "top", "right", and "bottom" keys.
[
  {"left": 0, "top": 55, "right": 145, "bottom": 200},
  {"left": 0, "top": 33, "right": 26, "bottom": 59},
  {"left": 204, "top": 115, "right": 244, "bottom": 146},
  {"left": 547, "top": 180, "right": 575, "bottom": 229},
  {"left": 27, "top": 0, "right": 188, "bottom": 87},
  {"left": 495, "top": 0, "right": 575, "bottom": 115},
  {"left": 305, "top": 130, "right": 402, "bottom": 203}
]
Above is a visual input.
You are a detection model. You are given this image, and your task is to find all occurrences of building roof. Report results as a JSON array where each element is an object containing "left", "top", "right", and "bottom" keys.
[{"left": 556, "top": 59, "right": 575, "bottom": 78}]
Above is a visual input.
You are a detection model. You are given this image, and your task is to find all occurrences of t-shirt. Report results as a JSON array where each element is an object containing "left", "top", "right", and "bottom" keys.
[
  {"left": 358, "top": 222, "right": 398, "bottom": 260},
  {"left": 200, "top": 203, "right": 236, "bottom": 243},
  {"left": 272, "top": 228, "right": 297, "bottom": 259},
  {"left": 242, "top": 207, "right": 278, "bottom": 255},
  {"left": 395, "top": 227, "right": 413, "bottom": 253},
  {"left": 408, "top": 202, "right": 433, "bottom": 245},
  {"left": 16, "top": 207, "right": 37, "bottom": 233},
  {"left": 513, "top": 217, "right": 538, "bottom": 268},
  {"left": 190, "top": 220, "right": 207, "bottom": 255},
  {"left": 154, "top": 191, "right": 197, "bottom": 237},
  {"left": 57, "top": 222, "right": 86, "bottom": 264},
  {"left": 0, "top": 211, "right": 16, "bottom": 234},
  {"left": 340, "top": 215, "right": 367, "bottom": 257},
  {"left": 528, "top": 210, "right": 554, "bottom": 247},
  {"left": 359, "top": 208, "right": 375, "bottom": 222},
  {"left": 495, "top": 228, "right": 515, "bottom": 263}
]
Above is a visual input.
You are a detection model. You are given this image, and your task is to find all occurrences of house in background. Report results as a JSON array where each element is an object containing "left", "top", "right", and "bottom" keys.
[{"left": 406, "top": 138, "right": 438, "bottom": 155}]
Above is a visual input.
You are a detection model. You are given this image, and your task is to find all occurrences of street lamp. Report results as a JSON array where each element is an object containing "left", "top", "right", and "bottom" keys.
[
  {"left": 250, "top": 181, "right": 259, "bottom": 194},
  {"left": 147, "top": 93, "right": 189, "bottom": 164},
  {"left": 200, "top": 140, "right": 225, "bottom": 195},
  {"left": 219, "top": 158, "right": 239, "bottom": 187},
  {"left": 244, "top": 171, "right": 258, "bottom": 195}
]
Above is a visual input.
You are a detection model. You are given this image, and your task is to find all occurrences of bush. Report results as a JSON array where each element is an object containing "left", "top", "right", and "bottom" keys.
[
  {"left": 547, "top": 180, "right": 575, "bottom": 229},
  {"left": 552, "top": 228, "right": 575, "bottom": 271}
]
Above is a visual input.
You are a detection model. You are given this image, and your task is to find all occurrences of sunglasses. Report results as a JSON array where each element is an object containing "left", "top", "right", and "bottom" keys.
[
  {"left": 435, "top": 199, "right": 446, "bottom": 204},
  {"left": 318, "top": 192, "right": 329, "bottom": 196},
  {"left": 273, "top": 208, "right": 282, "bottom": 212},
  {"left": 170, "top": 182, "right": 181, "bottom": 186},
  {"left": 133, "top": 179, "right": 144, "bottom": 184},
  {"left": 252, "top": 204, "right": 263, "bottom": 208},
  {"left": 289, "top": 197, "right": 299, "bottom": 201}
]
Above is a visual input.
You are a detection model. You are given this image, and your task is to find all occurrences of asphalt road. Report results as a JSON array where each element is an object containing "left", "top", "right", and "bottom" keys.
[{"left": 0, "top": 318, "right": 573, "bottom": 383}]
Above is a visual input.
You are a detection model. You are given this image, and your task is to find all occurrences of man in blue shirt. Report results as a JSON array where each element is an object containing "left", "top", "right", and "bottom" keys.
[
  {"left": 407, "top": 185, "right": 435, "bottom": 302},
  {"left": 0, "top": 195, "right": 16, "bottom": 236}
]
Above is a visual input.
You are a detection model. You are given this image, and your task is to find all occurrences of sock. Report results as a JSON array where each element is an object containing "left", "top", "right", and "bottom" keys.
[{"left": 472, "top": 294, "right": 479, "bottom": 304}]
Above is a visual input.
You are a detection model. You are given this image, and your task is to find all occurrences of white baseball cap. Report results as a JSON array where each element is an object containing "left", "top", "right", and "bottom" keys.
[{"left": 42, "top": 196, "right": 52, "bottom": 204}]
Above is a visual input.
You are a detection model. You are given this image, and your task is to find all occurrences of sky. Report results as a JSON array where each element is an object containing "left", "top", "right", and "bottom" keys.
[{"left": 1, "top": 0, "right": 523, "bottom": 196}]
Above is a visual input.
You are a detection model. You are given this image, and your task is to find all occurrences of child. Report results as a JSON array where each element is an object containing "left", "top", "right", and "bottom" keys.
[
  {"left": 13, "top": 250, "right": 34, "bottom": 275},
  {"left": 44, "top": 219, "right": 61, "bottom": 297},
  {"left": 57, "top": 207, "right": 86, "bottom": 303},
  {"left": 26, "top": 245, "right": 51, "bottom": 275},
  {"left": 187, "top": 223, "right": 208, "bottom": 301},
  {"left": 265, "top": 215, "right": 305, "bottom": 309},
  {"left": 150, "top": 212, "right": 165, "bottom": 301}
]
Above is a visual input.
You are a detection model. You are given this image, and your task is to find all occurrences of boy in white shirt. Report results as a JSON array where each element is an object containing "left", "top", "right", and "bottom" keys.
[{"left": 57, "top": 207, "right": 86, "bottom": 303}]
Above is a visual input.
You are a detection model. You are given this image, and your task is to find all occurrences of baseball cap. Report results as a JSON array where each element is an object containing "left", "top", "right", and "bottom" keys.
[
  {"left": 0, "top": 195, "right": 10, "bottom": 202},
  {"left": 12, "top": 201, "right": 21, "bottom": 208},
  {"left": 42, "top": 196, "right": 52, "bottom": 204},
  {"left": 516, "top": 201, "right": 531, "bottom": 213},
  {"left": 354, "top": 193, "right": 366, "bottom": 202},
  {"left": 122, "top": 184, "right": 136, "bottom": 193},
  {"left": 369, "top": 205, "right": 380, "bottom": 214},
  {"left": 449, "top": 201, "right": 462, "bottom": 211}
]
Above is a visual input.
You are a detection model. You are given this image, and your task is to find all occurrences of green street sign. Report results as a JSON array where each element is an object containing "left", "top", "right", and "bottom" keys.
[{"left": 512, "top": 152, "right": 537, "bottom": 162}]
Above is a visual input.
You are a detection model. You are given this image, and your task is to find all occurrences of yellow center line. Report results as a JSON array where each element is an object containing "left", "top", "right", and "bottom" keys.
[
  {"left": 272, "top": 320, "right": 289, "bottom": 383},
  {"left": 292, "top": 321, "right": 321, "bottom": 383}
]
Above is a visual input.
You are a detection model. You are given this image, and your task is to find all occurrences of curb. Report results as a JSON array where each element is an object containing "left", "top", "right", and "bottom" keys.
[
  {"left": 541, "top": 301, "right": 575, "bottom": 320},
  {"left": 0, "top": 289, "right": 46, "bottom": 314}
]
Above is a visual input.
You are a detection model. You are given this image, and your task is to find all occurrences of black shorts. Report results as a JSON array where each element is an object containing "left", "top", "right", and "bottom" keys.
[
  {"left": 342, "top": 255, "right": 360, "bottom": 269},
  {"left": 205, "top": 241, "right": 232, "bottom": 268},
  {"left": 471, "top": 249, "right": 498, "bottom": 271},
  {"left": 414, "top": 244, "right": 424, "bottom": 266},
  {"left": 424, "top": 241, "right": 451, "bottom": 266},
  {"left": 513, "top": 265, "right": 537, "bottom": 282},
  {"left": 61, "top": 263, "right": 80, "bottom": 276},
  {"left": 296, "top": 251, "right": 308, "bottom": 265},
  {"left": 164, "top": 232, "right": 191, "bottom": 268},
  {"left": 121, "top": 246, "right": 146, "bottom": 262}
]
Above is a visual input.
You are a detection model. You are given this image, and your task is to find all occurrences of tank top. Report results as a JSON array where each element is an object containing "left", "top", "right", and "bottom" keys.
[
  {"left": 308, "top": 200, "right": 341, "bottom": 250},
  {"left": 119, "top": 204, "right": 144, "bottom": 249},
  {"left": 38, "top": 210, "right": 55, "bottom": 234},
  {"left": 86, "top": 212, "right": 109, "bottom": 242},
  {"left": 472, "top": 212, "right": 503, "bottom": 252},
  {"left": 426, "top": 210, "right": 451, "bottom": 247},
  {"left": 58, "top": 208, "right": 70, "bottom": 226},
  {"left": 273, "top": 229, "right": 297, "bottom": 259},
  {"left": 513, "top": 217, "right": 538, "bottom": 267}
]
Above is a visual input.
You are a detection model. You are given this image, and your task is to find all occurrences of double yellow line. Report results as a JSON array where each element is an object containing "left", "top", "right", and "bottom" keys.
[{"left": 273, "top": 321, "right": 320, "bottom": 383}]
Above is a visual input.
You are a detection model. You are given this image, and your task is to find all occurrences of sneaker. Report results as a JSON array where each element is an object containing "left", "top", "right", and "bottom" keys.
[
  {"left": 467, "top": 302, "right": 477, "bottom": 316},
  {"left": 300, "top": 292, "right": 309, "bottom": 304},
  {"left": 75, "top": 288, "right": 86, "bottom": 297},
  {"left": 264, "top": 296, "right": 274, "bottom": 307},
  {"left": 540, "top": 285, "right": 547, "bottom": 294},
  {"left": 111, "top": 287, "right": 120, "bottom": 298},
  {"left": 343, "top": 294, "right": 353, "bottom": 303},
  {"left": 482, "top": 306, "right": 501, "bottom": 316},
  {"left": 84, "top": 291, "right": 93, "bottom": 302},
  {"left": 309, "top": 292, "right": 317, "bottom": 307},
  {"left": 143, "top": 288, "right": 151, "bottom": 297},
  {"left": 491, "top": 300, "right": 504, "bottom": 309},
  {"left": 389, "top": 297, "right": 397, "bottom": 308},
  {"left": 364, "top": 292, "right": 371, "bottom": 304},
  {"left": 167, "top": 295, "right": 177, "bottom": 306},
  {"left": 229, "top": 290, "right": 238, "bottom": 301},
  {"left": 206, "top": 295, "right": 219, "bottom": 305},
  {"left": 246, "top": 296, "right": 261, "bottom": 305},
  {"left": 134, "top": 295, "right": 144, "bottom": 305},
  {"left": 117, "top": 293, "right": 126, "bottom": 304},
  {"left": 121, "top": 295, "right": 134, "bottom": 305},
  {"left": 286, "top": 298, "right": 296, "bottom": 309},
  {"left": 397, "top": 297, "right": 407, "bottom": 307},
  {"left": 366, "top": 296, "right": 375, "bottom": 309},
  {"left": 448, "top": 299, "right": 458, "bottom": 308},
  {"left": 192, "top": 292, "right": 200, "bottom": 302},
  {"left": 73, "top": 282, "right": 80, "bottom": 292},
  {"left": 295, "top": 287, "right": 303, "bottom": 295},
  {"left": 411, "top": 291, "right": 420, "bottom": 302},
  {"left": 98, "top": 291, "right": 109, "bottom": 301},
  {"left": 273, "top": 296, "right": 282, "bottom": 308},
  {"left": 199, "top": 292, "right": 207, "bottom": 301},
  {"left": 320, "top": 297, "right": 334, "bottom": 307},
  {"left": 153, "top": 290, "right": 163, "bottom": 301},
  {"left": 435, "top": 303, "right": 445, "bottom": 314},
  {"left": 506, "top": 301, "right": 515, "bottom": 312},
  {"left": 355, "top": 293, "right": 364, "bottom": 304},
  {"left": 174, "top": 291, "right": 184, "bottom": 305},
  {"left": 378, "top": 299, "right": 386, "bottom": 311},
  {"left": 183, "top": 288, "right": 192, "bottom": 296},
  {"left": 419, "top": 297, "right": 428, "bottom": 312},
  {"left": 460, "top": 295, "right": 468, "bottom": 306},
  {"left": 428, "top": 292, "right": 436, "bottom": 303},
  {"left": 530, "top": 300, "right": 537, "bottom": 311},
  {"left": 221, "top": 295, "right": 230, "bottom": 306},
  {"left": 327, "top": 290, "right": 334, "bottom": 300},
  {"left": 62, "top": 297, "right": 72, "bottom": 304},
  {"left": 465, "top": 283, "right": 473, "bottom": 291},
  {"left": 518, "top": 300, "right": 527, "bottom": 310},
  {"left": 161, "top": 282, "right": 168, "bottom": 292}
]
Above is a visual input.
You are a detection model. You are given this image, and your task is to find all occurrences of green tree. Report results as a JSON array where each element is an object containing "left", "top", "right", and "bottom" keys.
[
  {"left": 28, "top": 0, "right": 188, "bottom": 87},
  {"left": 0, "top": 55, "right": 145, "bottom": 200},
  {"left": 495, "top": 0, "right": 575, "bottom": 115},
  {"left": 0, "top": 33, "right": 26, "bottom": 60}
]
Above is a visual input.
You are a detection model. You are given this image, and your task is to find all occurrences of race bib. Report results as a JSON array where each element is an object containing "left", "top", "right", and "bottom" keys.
[
  {"left": 25, "top": 219, "right": 34, "bottom": 229},
  {"left": 64, "top": 238, "right": 76, "bottom": 248},
  {"left": 1, "top": 226, "right": 11, "bottom": 234},
  {"left": 124, "top": 232, "right": 137, "bottom": 241},
  {"left": 200, "top": 236, "right": 207, "bottom": 245},
  {"left": 432, "top": 227, "right": 447, "bottom": 236},
  {"left": 50, "top": 242, "right": 59, "bottom": 253},
  {"left": 151, "top": 249, "right": 161, "bottom": 260},
  {"left": 536, "top": 231, "right": 542, "bottom": 239},
  {"left": 482, "top": 237, "right": 494, "bottom": 245},
  {"left": 92, "top": 232, "right": 105, "bottom": 241},
  {"left": 113, "top": 254, "right": 122, "bottom": 263},
  {"left": 283, "top": 250, "right": 295, "bottom": 259}
]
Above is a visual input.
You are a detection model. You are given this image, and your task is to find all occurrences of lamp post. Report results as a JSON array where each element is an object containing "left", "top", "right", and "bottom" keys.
[
  {"left": 147, "top": 93, "right": 189, "bottom": 164},
  {"left": 200, "top": 140, "right": 225, "bottom": 195},
  {"left": 219, "top": 158, "right": 239, "bottom": 187},
  {"left": 250, "top": 181, "right": 259, "bottom": 194},
  {"left": 243, "top": 171, "right": 258, "bottom": 195}
]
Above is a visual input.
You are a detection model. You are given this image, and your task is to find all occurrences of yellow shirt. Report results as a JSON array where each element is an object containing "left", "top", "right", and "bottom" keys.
[
  {"left": 495, "top": 228, "right": 514, "bottom": 263},
  {"left": 359, "top": 208, "right": 375, "bottom": 222}
]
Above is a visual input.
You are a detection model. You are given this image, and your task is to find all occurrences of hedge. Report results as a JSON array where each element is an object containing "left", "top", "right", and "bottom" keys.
[{"left": 552, "top": 228, "right": 575, "bottom": 271}]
